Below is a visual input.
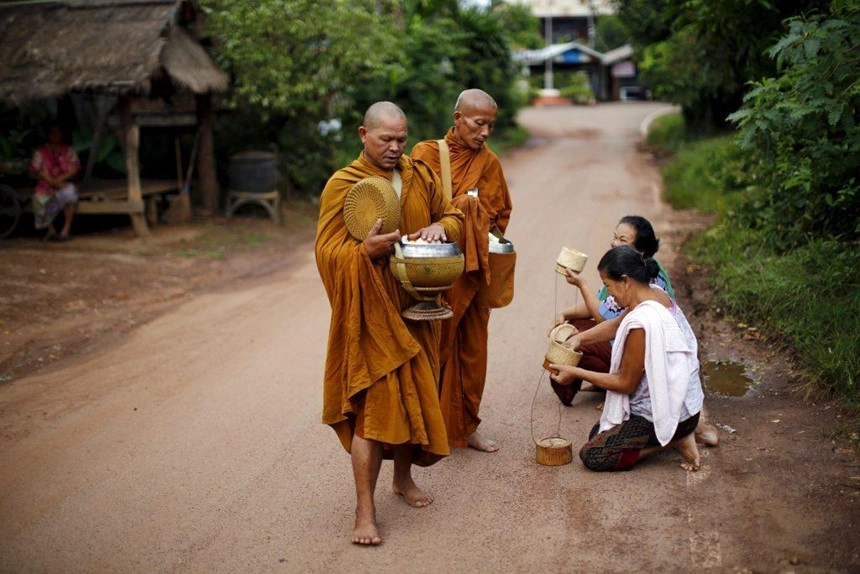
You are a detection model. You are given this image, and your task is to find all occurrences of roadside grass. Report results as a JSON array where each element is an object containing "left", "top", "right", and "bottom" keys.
[
  {"left": 651, "top": 111, "right": 860, "bottom": 405},
  {"left": 645, "top": 112, "right": 687, "bottom": 154},
  {"left": 660, "top": 135, "right": 745, "bottom": 213},
  {"left": 689, "top": 229, "right": 859, "bottom": 404}
]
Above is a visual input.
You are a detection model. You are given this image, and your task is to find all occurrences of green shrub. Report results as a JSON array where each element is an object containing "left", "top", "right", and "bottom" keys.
[
  {"left": 644, "top": 113, "right": 686, "bottom": 154},
  {"left": 728, "top": 6, "right": 860, "bottom": 248},
  {"left": 660, "top": 134, "right": 749, "bottom": 213},
  {"left": 557, "top": 71, "right": 593, "bottom": 104}
]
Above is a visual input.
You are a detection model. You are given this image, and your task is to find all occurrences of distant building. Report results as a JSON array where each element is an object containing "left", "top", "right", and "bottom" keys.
[
  {"left": 514, "top": 42, "right": 642, "bottom": 102},
  {"left": 515, "top": 0, "right": 615, "bottom": 45}
]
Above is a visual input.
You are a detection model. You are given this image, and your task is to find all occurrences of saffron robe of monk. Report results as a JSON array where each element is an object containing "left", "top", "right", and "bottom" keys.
[
  {"left": 315, "top": 152, "right": 464, "bottom": 466},
  {"left": 411, "top": 128, "right": 513, "bottom": 448}
]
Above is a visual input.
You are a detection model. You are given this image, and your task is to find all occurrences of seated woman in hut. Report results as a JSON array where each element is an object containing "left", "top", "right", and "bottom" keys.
[
  {"left": 549, "top": 245, "right": 705, "bottom": 471},
  {"left": 549, "top": 215, "right": 673, "bottom": 407},
  {"left": 30, "top": 124, "right": 80, "bottom": 242}
]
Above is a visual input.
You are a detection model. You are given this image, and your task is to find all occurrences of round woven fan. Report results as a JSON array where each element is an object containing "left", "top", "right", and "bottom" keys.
[{"left": 343, "top": 176, "right": 400, "bottom": 241}]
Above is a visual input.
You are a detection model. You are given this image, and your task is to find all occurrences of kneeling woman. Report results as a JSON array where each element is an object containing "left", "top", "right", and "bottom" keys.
[{"left": 549, "top": 245, "right": 704, "bottom": 471}]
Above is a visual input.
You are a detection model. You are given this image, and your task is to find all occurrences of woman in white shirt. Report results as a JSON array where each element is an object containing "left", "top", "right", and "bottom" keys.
[{"left": 549, "top": 245, "right": 704, "bottom": 472}]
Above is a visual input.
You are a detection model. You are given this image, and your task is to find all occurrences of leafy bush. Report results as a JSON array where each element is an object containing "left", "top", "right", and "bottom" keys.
[
  {"left": 648, "top": 114, "right": 752, "bottom": 214},
  {"left": 617, "top": 0, "right": 831, "bottom": 130},
  {"left": 558, "top": 71, "right": 594, "bottom": 104},
  {"left": 727, "top": 6, "right": 860, "bottom": 248},
  {"left": 204, "top": 1, "right": 532, "bottom": 196},
  {"left": 644, "top": 112, "right": 686, "bottom": 154}
]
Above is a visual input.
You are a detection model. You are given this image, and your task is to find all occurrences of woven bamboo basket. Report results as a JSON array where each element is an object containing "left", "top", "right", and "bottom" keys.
[
  {"left": 555, "top": 247, "right": 588, "bottom": 275},
  {"left": 343, "top": 177, "right": 400, "bottom": 241},
  {"left": 543, "top": 323, "right": 582, "bottom": 372},
  {"left": 550, "top": 323, "right": 577, "bottom": 343},
  {"left": 535, "top": 437, "right": 573, "bottom": 466},
  {"left": 543, "top": 342, "right": 583, "bottom": 372}
]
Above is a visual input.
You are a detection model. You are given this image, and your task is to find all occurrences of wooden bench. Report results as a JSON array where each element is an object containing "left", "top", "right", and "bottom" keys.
[
  {"left": 13, "top": 178, "right": 179, "bottom": 232},
  {"left": 75, "top": 179, "right": 179, "bottom": 227}
]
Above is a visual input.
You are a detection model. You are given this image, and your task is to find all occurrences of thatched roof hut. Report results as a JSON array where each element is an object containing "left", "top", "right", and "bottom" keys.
[
  {"left": 0, "top": 0, "right": 229, "bottom": 236},
  {"left": 0, "top": 0, "right": 228, "bottom": 104}
]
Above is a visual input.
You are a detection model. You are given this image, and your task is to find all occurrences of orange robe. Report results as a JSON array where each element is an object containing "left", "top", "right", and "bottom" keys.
[
  {"left": 315, "top": 152, "right": 464, "bottom": 466},
  {"left": 411, "top": 128, "right": 513, "bottom": 447}
]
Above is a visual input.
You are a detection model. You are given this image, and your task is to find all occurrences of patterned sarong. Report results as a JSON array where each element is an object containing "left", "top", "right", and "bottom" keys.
[{"left": 579, "top": 412, "right": 699, "bottom": 472}]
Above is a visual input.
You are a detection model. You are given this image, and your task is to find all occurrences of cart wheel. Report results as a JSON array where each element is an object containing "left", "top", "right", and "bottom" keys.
[{"left": 0, "top": 184, "right": 21, "bottom": 240}]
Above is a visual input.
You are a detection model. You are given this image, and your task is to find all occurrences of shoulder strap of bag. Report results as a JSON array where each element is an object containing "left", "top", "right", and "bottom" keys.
[{"left": 436, "top": 139, "right": 452, "bottom": 201}]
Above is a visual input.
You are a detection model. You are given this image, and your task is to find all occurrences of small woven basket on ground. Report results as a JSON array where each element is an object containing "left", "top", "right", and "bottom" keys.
[
  {"left": 343, "top": 177, "right": 400, "bottom": 241},
  {"left": 535, "top": 437, "right": 573, "bottom": 466}
]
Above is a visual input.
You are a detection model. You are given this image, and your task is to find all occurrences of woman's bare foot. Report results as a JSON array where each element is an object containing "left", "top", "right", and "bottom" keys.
[
  {"left": 595, "top": 402, "right": 604, "bottom": 411},
  {"left": 694, "top": 422, "right": 719, "bottom": 447},
  {"left": 393, "top": 477, "right": 434, "bottom": 508},
  {"left": 580, "top": 382, "right": 601, "bottom": 392},
  {"left": 353, "top": 505, "right": 381, "bottom": 546},
  {"left": 467, "top": 430, "right": 499, "bottom": 453},
  {"left": 672, "top": 433, "right": 701, "bottom": 471}
]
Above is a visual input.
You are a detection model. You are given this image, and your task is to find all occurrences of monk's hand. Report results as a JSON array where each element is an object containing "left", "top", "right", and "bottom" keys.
[
  {"left": 564, "top": 268, "right": 585, "bottom": 287},
  {"left": 409, "top": 223, "right": 446, "bottom": 243},
  {"left": 549, "top": 364, "right": 577, "bottom": 385},
  {"left": 364, "top": 219, "right": 401, "bottom": 259}
]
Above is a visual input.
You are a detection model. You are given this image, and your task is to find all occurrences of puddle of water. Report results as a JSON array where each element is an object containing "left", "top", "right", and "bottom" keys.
[{"left": 702, "top": 360, "right": 755, "bottom": 397}]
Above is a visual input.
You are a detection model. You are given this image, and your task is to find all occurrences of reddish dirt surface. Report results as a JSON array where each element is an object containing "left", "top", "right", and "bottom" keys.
[
  {"left": 0, "top": 103, "right": 857, "bottom": 572},
  {"left": 0, "top": 205, "right": 318, "bottom": 382}
]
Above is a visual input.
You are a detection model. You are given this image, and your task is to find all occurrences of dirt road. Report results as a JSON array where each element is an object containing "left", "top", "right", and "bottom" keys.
[{"left": 1, "top": 103, "right": 857, "bottom": 573}]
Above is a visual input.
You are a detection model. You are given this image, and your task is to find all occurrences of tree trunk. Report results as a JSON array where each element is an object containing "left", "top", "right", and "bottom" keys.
[{"left": 196, "top": 93, "right": 220, "bottom": 216}]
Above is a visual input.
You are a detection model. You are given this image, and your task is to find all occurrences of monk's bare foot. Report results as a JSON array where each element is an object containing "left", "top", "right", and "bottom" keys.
[
  {"left": 393, "top": 478, "right": 434, "bottom": 508},
  {"left": 352, "top": 506, "right": 381, "bottom": 546},
  {"left": 672, "top": 433, "right": 701, "bottom": 471},
  {"left": 580, "top": 382, "right": 600, "bottom": 392},
  {"left": 694, "top": 422, "right": 719, "bottom": 447},
  {"left": 467, "top": 430, "right": 499, "bottom": 453}
]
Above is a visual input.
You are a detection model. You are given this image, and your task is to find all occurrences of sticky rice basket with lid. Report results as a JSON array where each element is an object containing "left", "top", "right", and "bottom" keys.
[
  {"left": 390, "top": 241, "right": 464, "bottom": 321},
  {"left": 556, "top": 247, "right": 588, "bottom": 275},
  {"left": 543, "top": 323, "right": 583, "bottom": 373},
  {"left": 535, "top": 437, "right": 573, "bottom": 466},
  {"left": 343, "top": 176, "right": 400, "bottom": 241}
]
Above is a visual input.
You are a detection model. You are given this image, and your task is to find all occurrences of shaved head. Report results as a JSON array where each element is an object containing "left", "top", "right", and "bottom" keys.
[
  {"left": 359, "top": 101, "right": 408, "bottom": 170},
  {"left": 452, "top": 89, "right": 497, "bottom": 150},
  {"left": 363, "top": 101, "right": 407, "bottom": 130},
  {"left": 454, "top": 89, "right": 497, "bottom": 114}
]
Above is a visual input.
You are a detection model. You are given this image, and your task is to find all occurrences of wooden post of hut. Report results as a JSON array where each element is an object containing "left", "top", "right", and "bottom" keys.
[
  {"left": 196, "top": 92, "right": 219, "bottom": 216},
  {"left": 118, "top": 96, "right": 149, "bottom": 236}
]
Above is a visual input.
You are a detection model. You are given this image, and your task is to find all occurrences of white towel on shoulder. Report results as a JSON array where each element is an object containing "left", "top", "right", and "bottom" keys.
[{"left": 599, "top": 300, "right": 695, "bottom": 446}]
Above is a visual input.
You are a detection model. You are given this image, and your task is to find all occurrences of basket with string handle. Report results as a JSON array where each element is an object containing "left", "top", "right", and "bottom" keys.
[
  {"left": 343, "top": 176, "right": 400, "bottom": 241},
  {"left": 531, "top": 369, "right": 573, "bottom": 466},
  {"left": 543, "top": 323, "right": 583, "bottom": 373}
]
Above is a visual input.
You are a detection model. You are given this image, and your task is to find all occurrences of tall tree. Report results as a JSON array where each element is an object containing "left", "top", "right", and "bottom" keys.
[
  {"left": 202, "top": 0, "right": 397, "bottom": 119},
  {"left": 616, "top": 0, "right": 830, "bottom": 129},
  {"left": 728, "top": 4, "right": 860, "bottom": 246}
]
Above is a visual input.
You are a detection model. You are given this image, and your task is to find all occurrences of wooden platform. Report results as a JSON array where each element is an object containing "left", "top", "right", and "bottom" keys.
[
  {"left": 76, "top": 179, "right": 178, "bottom": 220},
  {"left": 14, "top": 178, "right": 179, "bottom": 234}
]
